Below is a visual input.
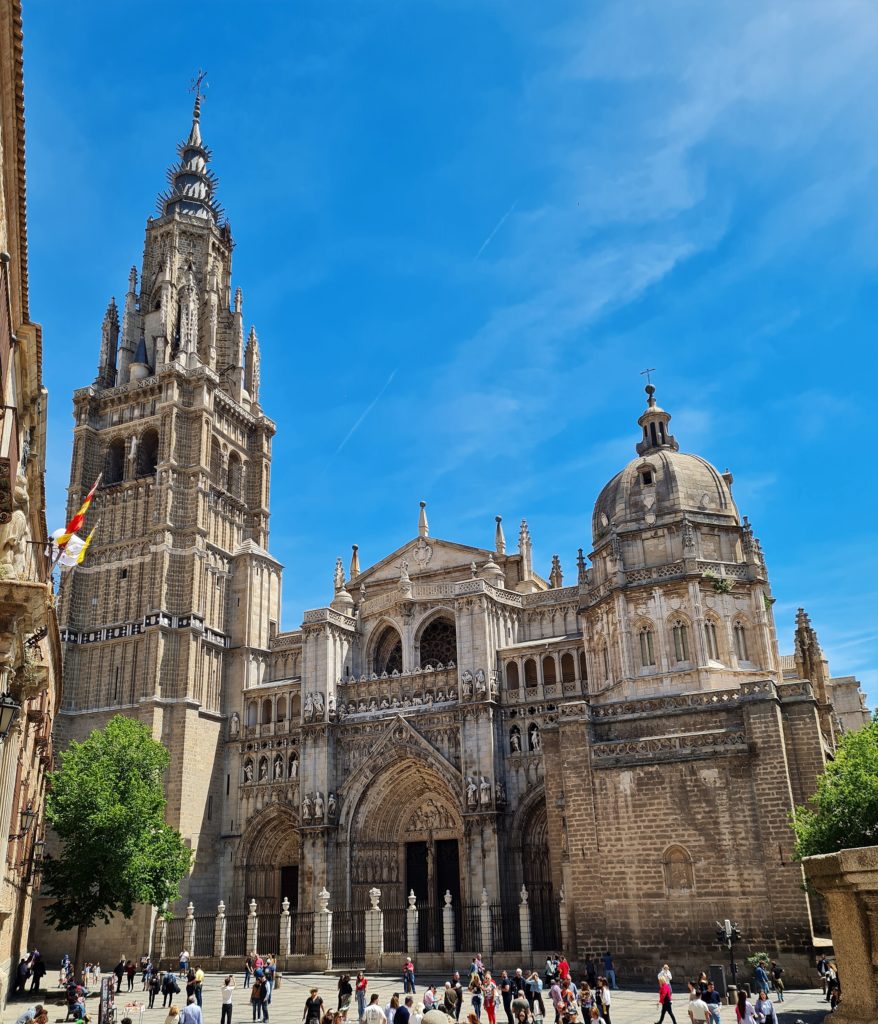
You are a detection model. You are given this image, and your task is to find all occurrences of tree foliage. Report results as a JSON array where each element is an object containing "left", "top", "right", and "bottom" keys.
[
  {"left": 42, "top": 715, "right": 191, "bottom": 932},
  {"left": 792, "top": 713, "right": 878, "bottom": 859}
]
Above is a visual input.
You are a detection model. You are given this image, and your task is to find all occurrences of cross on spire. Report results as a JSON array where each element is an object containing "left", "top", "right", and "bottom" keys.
[
  {"left": 640, "top": 367, "right": 656, "bottom": 386},
  {"left": 190, "top": 68, "right": 208, "bottom": 104}
]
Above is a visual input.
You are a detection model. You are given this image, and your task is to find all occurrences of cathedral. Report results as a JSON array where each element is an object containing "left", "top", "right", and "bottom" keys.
[{"left": 36, "top": 97, "right": 868, "bottom": 981}]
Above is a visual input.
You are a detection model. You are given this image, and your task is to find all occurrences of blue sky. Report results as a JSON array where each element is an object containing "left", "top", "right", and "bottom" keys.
[{"left": 22, "top": 1, "right": 877, "bottom": 699}]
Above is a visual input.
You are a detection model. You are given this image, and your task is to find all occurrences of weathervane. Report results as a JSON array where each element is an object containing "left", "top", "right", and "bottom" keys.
[
  {"left": 189, "top": 68, "right": 209, "bottom": 105},
  {"left": 640, "top": 367, "right": 656, "bottom": 386}
]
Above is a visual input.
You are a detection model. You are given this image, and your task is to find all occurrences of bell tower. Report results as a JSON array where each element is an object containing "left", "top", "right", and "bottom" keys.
[{"left": 56, "top": 92, "right": 282, "bottom": 914}]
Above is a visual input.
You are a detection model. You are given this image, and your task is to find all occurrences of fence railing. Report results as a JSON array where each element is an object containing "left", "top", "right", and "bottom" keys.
[
  {"left": 192, "top": 915, "right": 215, "bottom": 958},
  {"left": 490, "top": 902, "right": 521, "bottom": 952},
  {"left": 457, "top": 902, "right": 482, "bottom": 951},
  {"left": 331, "top": 909, "right": 365, "bottom": 966},
  {"left": 292, "top": 911, "right": 314, "bottom": 955},
  {"left": 383, "top": 906, "right": 407, "bottom": 952},
  {"left": 225, "top": 913, "right": 248, "bottom": 957}
]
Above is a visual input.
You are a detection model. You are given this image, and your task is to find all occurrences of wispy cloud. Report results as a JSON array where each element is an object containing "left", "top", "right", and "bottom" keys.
[{"left": 332, "top": 368, "right": 397, "bottom": 457}]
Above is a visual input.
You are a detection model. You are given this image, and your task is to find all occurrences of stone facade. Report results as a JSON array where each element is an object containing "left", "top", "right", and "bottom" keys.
[
  {"left": 34, "top": 101, "right": 868, "bottom": 982},
  {"left": 0, "top": 1, "right": 63, "bottom": 1009}
]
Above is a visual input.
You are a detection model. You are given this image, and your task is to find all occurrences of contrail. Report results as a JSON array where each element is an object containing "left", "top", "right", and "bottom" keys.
[
  {"left": 333, "top": 368, "right": 398, "bottom": 456},
  {"left": 475, "top": 200, "right": 517, "bottom": 260}
]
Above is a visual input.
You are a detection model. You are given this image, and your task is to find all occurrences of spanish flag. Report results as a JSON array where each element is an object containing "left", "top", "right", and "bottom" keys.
[{"left": 56, "top": 474, "right": 101, "bottom": 550}]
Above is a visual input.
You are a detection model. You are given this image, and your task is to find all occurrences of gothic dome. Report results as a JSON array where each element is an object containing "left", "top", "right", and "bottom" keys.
[{"left": 592, "top": 386, "right": 739, "bottom": 544}]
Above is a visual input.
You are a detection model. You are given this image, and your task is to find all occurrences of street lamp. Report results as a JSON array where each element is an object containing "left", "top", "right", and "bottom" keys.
[
  {"left": 9, "top": 801, "right": 37, "bottom": 841},
  {"left": 0, "top": 691, "right": 20, "bottom": 739},
  {"left": 715, "top": 918, "right": 742, "bottom": 988}
]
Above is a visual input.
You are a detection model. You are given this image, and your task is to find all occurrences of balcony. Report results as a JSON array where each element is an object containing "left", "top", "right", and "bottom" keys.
[{"left": 337, "top": 664, "right": 459, "bottom": 718}]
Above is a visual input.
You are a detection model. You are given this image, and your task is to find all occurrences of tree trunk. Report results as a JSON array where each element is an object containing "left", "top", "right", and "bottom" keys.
[{"left": 73, "top": 923, "right": 88, "bottom": 981}]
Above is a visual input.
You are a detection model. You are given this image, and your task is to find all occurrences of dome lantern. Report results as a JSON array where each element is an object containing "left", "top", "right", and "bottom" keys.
[{"left": 636, "top": 384, "right": 678, "bottom": 456}]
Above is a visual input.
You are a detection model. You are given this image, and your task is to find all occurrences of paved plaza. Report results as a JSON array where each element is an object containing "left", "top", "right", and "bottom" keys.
[{"left": 2, "top": 972, "right": 831, "bottom": 1024}]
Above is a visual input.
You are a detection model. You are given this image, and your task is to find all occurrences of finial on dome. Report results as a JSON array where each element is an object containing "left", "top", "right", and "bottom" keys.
[
  {"left": 635, "top": 380, "right": 678, "bottom": 456},
  {"left": 495, "top": 515, "right": 506, "bottom": 555},
  {"left": 418, "top": 501, "right": 429, "bottom": 538},
  {"left": 350, "top": 544, "right": 361, "bottom": 578}
]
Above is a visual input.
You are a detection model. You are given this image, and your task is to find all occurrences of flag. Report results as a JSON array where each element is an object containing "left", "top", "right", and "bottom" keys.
[
  {"left": 76, "top": 525, "right": 97, "bottom": 565},
  {"left": 56, "top": 474, "right": 101, "bottom": 550},
  {"left": 51, "top": 529, "right": 87, "bottom": 568}
]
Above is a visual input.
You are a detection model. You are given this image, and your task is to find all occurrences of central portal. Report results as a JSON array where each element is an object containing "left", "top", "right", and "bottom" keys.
[{"left": 405, "top": 838, "right": 461, "bottom": 907}]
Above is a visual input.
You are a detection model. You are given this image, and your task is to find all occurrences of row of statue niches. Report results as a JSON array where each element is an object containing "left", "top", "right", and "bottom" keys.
[
  {"left": 242, "top": 752, "right": 298, "bottom": 784},
  {"left": 465, "top": 776, "right": 507, "bottom": 809},
  {"left": 301, "top": 791, "right": 339, "bottom": 824},
  {"left": 335, "top": 689, "right": 458, "bottom": 717},
  {"left": 339, "top": 661, "right": 456, "bottom": 683},
  {"left": 510, "top": 724, "right": 542, "bottom": 753}
]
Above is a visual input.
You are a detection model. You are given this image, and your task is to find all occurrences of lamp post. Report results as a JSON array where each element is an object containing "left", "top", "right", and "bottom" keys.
[
  {"left": 9, "top": 801, "right": 37, "bottom": 841},
  {"left": 715, "top": 918, "right": 742, "bottom": 990},
  {"left": 0, "top": 691, "right": 20, "bottom": 740}
]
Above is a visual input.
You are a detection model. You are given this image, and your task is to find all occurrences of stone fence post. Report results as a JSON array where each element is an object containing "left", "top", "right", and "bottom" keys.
[
  {"left": 184, "top": 901, "right": 196, "bottom": 955},
  {"left": 157, "top": 914, "right": 168, "bottom": 962},
  {"left": 314, "top": 887, "right": 333, "bottom": 969},
  {"left": 480, "top": 888, "right": 493, "bottom": 960},
  {"left": 365, "top": 887, "right": 384, "bottom": 970},
  {"left": 247, "top": 898, "right": 259, "bottom": 954},
  {"left": 214, "top": 900, "right": 227, "bottom": 958},
  {"left": 406, "top": 890, "right": 419, "bottom": 956},
  {"left": 519, "top": 886, "right": 532, "bottom": 960},
  {"left": 442, "top": 890, "right": 455, "bottom": 958},
  {"left": 279, "top": 897, "right": 292, "bottom": 957}
]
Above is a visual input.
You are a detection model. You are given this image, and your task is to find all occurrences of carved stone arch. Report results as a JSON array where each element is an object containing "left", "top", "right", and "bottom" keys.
[
  {"left": 414, "top": 606, "right": 458, "bottom": 669},
  {"left": 104, "top": 435, "right": 127, "bottom": 484},
  {"left": 234, "top": 802, "right": 300, "bottom": 907},
  {"left": 367, "top": 617, "right": 404, "bottom": 676},
  {"left": 662, "top": 843, "right": 694, "bottom": 894}
]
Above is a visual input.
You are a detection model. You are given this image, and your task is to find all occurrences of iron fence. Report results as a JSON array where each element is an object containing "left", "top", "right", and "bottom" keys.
[
  {"left": 418, "top": 904, "right": 443, "bottom": 953},
  {"left": 490, "top": 903, "right": 521, "bottom": 952},
  {"left": 292, "top": 911, "right": 314, "bottom": 955},
  {"left": 192, "top": 915, "right": 215, "bottom": 958},
  {"left": 331, "top": 908, "right": 365, "bottom": 967},
  {"left": 164, "top": 917, "right": 186, "bottom": 959},
  {"left": 225, "top": 913, "right": 248, "bottom": 957},
  {"left": 259, "top": 912, "right": 281, "bottom": 956},
  {"left": 530, "top": 892, "right": 561, "bottom": 951},
  {"left": 383, "top": 906, "right": 407, "bottom": 952},
  {"left": 457, "top": 903, "right": 482, "bottom": 952}
]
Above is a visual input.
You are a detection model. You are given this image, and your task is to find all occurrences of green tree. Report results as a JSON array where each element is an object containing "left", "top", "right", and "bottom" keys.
[
  {"left": 43, "top": 715, "right": 191, "bottom": 970},
  {"left": 792, "top": 713, "right": 878, "bottom": 859}
]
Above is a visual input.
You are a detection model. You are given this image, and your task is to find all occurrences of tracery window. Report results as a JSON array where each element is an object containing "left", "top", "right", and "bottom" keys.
[
  {"left": 671, "top": 620, "right": 690, "bottom": 663},
  {"left": 734, "top": 621, "right": 749, "bottom": 662},
  {"left": 419, "top": 618, "right": 457, "bottom": 668},
  {"left": 261, "top": 699, "right": 272, "bottom": 725},
  {"left": 227, "top": 451, "right": 242, "bottom": 498},
  {"left": 560, "top": 652, "right": 575, "bottom": 684},
  {"left": 639, "top": 626, "right": 656, "bottom": 667},
  {"left": 105, "top": 438, "right": 126, "bottom": 484},
  {"left": 506, "top": 662, "right": 519, "bottom": 688},
  {"left": 524, "top": 658, "right": 538, "bottom": 686},
  {"left": 704, "top": 620, "right": 720, "bottom": 661},
  {"left": 137, "top": 428, "right": 159, "bottom": 476},
  {"left": 662, "top": 844, "right": 694, "bottom": 893}
]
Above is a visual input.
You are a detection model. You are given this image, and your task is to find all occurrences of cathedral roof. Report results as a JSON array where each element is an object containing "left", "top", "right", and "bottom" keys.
[{"left": 592, "top": 386, "right": 739, "bottom": 544}]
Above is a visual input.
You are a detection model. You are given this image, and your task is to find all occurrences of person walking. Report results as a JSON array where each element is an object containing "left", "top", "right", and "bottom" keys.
[
  {"left": 768, "top": 963, "right": 784, "bottom": 1002},
  {"left": 752, "top": 963, "right": 769, "bottom": 995},
  {"left": 703, "top": 983, "right": 721, "bottom": 1024},
  {"left": 363, "top": 994, "right": 386, "bottom": 1024},
  {"left": 687, "top": 989, "right": 710, "bottom": 1024},
  {"left": 753, "top": 990, "right": 775, "bottom": 1023},
  {"left": 250, "top": 973, "right": 268, "bottom": 1023},
  {"left": 596, "top": 979, "right": 611, "bottom": 1024},
  {"left": 499, "top": 972, "right": 513, "bottom": 1024},
  {"left": 386, "top": 994, "right": 400, "bottom": 1024},
  {"left": 220, "top": 977, "right": 236, "bottom": 1024},
  {"left": 148, "top": 972, "right": 161, "bottom": 1009},
  {"left": 163, "top": 971, "right": 181, "bottom": 1008},
  {"left": 396, "top": 997, "right": 413, "bottom": 1024},
  {"left": 484, "top": 974, "right": 498, "bottom": 1024},
  {"left": 244, "top": 955, "right": 254, "bottom": 990},
  {"left": 338, "top": 976, "right": 353, "bottom": 1014},
  {"left": 356, "top": 973, "right": 369, "bottom": 1021},
  {"left": 734, "top": 991, "right": 757, "bottom": 1024},
  {"left": 469, "top": 976, "right": 483, "bottom": 1021},
  {"left": 181, "top": 995, "right": 204, "bottom": 1024},
  {"left": 655, "top": 977, "right": 675, "bottom": 1024},
  {"left": 602, "top": 954, "right": 617, "bottom": 991}
]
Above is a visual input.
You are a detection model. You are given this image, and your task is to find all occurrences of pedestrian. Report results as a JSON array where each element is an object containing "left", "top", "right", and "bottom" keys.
[
  {"left": 585, "top": 959, "right": 597, "bottom": 990},
  {"left": 470, "top": 975, "right": 483, "bottom": 1021},
  {"left": 511, "top": 987, "right": 530, "bottom": 1022},
  {"left": 412, "top": 1003, "right": 424, "bottom": 1024},
  {"left": 244, "top": 955, "right": 254, "bottom": 990},
  {"left": 484, "top": 974, "right": 498, "bottom": 1024},
  {"left": 386, "top": 994, "right": 400, "bottom": 1024},
  {"left": 734, "top": 991, "right": 757, "bottom": 1024},
  {"left": 526, "top": 973, "right": 545, "bottom": 1017},
  {"left": 403, "top": 959, "right": 416, "bottom": 995},
  {"left": 114, "top": 960, "right": 125, "bottom": 990},
  {"left": 251, "top": 974, "right": 267, "bottom": 1023},
  {"left": 181, "top": 995, "right": 203, "bottom": 1024},
  {"left": 179, "top": 951, "right": 190, "bottom": 974},
  {"left": 687, "top": 988, "right": 710, "bottom": 1024},
  {"left": 752, "top": 963, "right": 769, "bottom": 995},
  {"left": 589, "top": 1008, "right": 606, "bottom": 1024},
  {"left": 397, "top": 997, "right": 413, "bottom": 1024},
  {"left": 165, "top": 1006, "right": 181, "bottom": 1024},
  {"left": 500, "top": 972, "right": 513, "bottom": 1024},
  {"left": 753, "top": 990, "right": 775, "bottom": 1023},
  {"left": 186, "top": 971, "right": 198, "bottom": 1004},
  {"left": 264, "top": 958, "right": 275, "bottom": 1005},
  {"left": 356, "top": 973, "right": 369, "bottom": 1021},
  {"left": 163, "top": 971, "right": 181, "bottom": 1008},
  {"left": 195, "top": 965, "right": 205, "bottom": 1007},
  {"left": 221, "top": 976, "right": 236, "bottom": 1024},
  {"left": 557, "top": 958, "right": 570, "bottom": 985},
  {"left": 655, "top": 976, "right": 675, "bottom": 1024},
  {"left": 451, "top": 973, "right": 464, "bottom": 1022},
  {"left": 363, "top": 994, "right": 386, "bottom": 1024},
  {"left": 703, "top": 984, "right": 722, "bottom": 1024},
  {"left": 338, "top": 976, "right": 353, "bottom": 1013},
  {"left": 578, "top": 983, "right": 594, "bottom": 1020},
  {"left": 549, "top": 975, "right": 562, "bottom": 1024},
  {"left": 30, "top": 955, "right": 46, "bottom": 993},
  {"left": 768, "top": 963, "right": 784, "bottom": 1002},
  {"left": 126, "top": 961, "right": 137, "bottom": 992},
  {"left": 602, "top": 954, "right": 617, "bottom": 991},
  {"left": 148, "top": 972, "right": 161, "bottom": 1009},
  {"left": 596, "top": 979, "right": 611, "bottom": 1024}
]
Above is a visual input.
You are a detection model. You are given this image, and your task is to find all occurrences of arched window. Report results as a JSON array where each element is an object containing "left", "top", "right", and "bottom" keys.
[
  {"left": 104, "top": 438, "right": 126, "bottom": 484},
  {"left": 662, "top": 844, "right": 694, "bottom": 893},
  {"left": 246, "top": 701, "right": 257, "bottom": 727},
  {"left": 639, "top": 625, "right": 656, "bottom": 668},
  {"left": 561, "top": 652, "right": 575, "bottom": 684},
  {"left": 290, "top": 693, "right": 301, "bottom": 719},
  {"left": 261, "top": 699, "right": 272, "bottom": 725},
  {"left": 579, "top": 650, "right": 587, "bottom": 682},
  {"left": 227, "top": 451, "right": 242, "bottom": 498},
  {"left": 276, "top": 695, "right": 287, "bottom": 722},
  {"left": 210, "top": 439, "right": 223, "bottom": 487},
  {"left": 373, "top": 624, "right": 403, "bottom": 676},
  {"left": 506, "top": 662, "right": 520, "bottom": 689},
  {"left": 542, "top": 656, "right": 557, "bottom": 685},
  {"left": 734, "top": 621, "right": 749, "bottom": 662},
  {"left": 137, "top": 428, "right": 159, "bottom": 476},
  {"left": 524, "top": 658, "right": 538, "bottom": 686},
  {"left": 704, "top": 620, "right": 720, "bottom": 661},
  {"left": 419, "top": 617, "right": 457, "bottom": 668},
  {"left": 671, "top": 620, "right": 690, "bottom": 663}
]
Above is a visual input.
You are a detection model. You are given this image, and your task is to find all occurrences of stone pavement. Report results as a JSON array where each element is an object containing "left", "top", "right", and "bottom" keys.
[{"left": 3, "top": 973, "right": 831, "bottom": 1024}]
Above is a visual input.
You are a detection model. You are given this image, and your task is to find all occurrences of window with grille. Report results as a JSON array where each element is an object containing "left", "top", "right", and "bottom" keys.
[
  {"left": 639, "top": 627, "right": 656, "bottom": 667},
  {"left": 704, "top": 621, "right": 719, "bottom": 661},
  {"left": 672, "top": 621, "right": 690, "bottom": 663}
]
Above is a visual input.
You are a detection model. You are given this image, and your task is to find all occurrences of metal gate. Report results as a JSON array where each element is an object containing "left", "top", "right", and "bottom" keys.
[{"left": 331, "top": 909, "right": 365, "bottom": 967}]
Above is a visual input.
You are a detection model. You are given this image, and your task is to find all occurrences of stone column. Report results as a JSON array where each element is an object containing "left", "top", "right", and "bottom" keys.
[
  {"left": 185, "top": 901, "right": 197, "bottom": 954},
  {"left": 558, "top": 887, "right": 571, "bottom": 954},
  {"left": 247, "top": 898, "right": 259, "bottom": 954},
  {"left": 480, "top": 888, "right": 493, "bottom": 960},
  {"left": 518, "top": 886, "right": 532, "bottom": 960},
  {"left": 406, "top": 890, "right": 419, "bottom": 956},
  {"left": 314, "top": 887, "right": 333, "bottom": 969},
  {"left": 214, "top": 900, "right": 227, "bottom": 958},
  {"left": 279, "top": 897, "right": 292, "bottom": 957},
  {"left": 442, "top": 891, "right": 455, "bottom": 958},
  {"left": 365, "top": 887, "right": 384, "bottom": 970}
]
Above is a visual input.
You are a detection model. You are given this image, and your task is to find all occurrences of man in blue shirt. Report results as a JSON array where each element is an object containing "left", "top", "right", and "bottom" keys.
[
  {"left": 601, "top": 952, "right": 617, "bottom": 990},
  {"left": 180, "top": 995, "right": 203, "bottom": 1024}
]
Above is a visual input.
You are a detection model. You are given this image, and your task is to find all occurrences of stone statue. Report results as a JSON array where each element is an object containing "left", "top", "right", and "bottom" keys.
[
  {"left": 466, "top": 777, "right": 478, "bottom": 808},
  {"left": 328, "top": 697, "right": 337, "bottom": 722},
  {"left": 313, "top": 692, "right": 325, "bottom": 718},
  {"left": 302, "top": 794, "right": 313, "bottom": 822},
  {"left": 495, "top": 781, "right": 506, "bottom": 806},
  {"left": 475, "top": 668, "right": 487, "bottom": 696},
  {"left": 328, "top": 792, "right": 338, "bottom": 820},
  {"left": 273, "top": 755, "right": 284, "bottom": 780},
  {"left": 470, "top": 561, "right": 478, "bottom": 578},
  {"left": 288, "top": 755, "right": 298, "bottom": 780},
  {"left": 529, "top": 724, "right": 541, "bottom": 752},
  {"left": 0, "top": 479, "right": 29, "bottom": 580},
  {"left": 243, "top": 760, "right": 253, "bottom": 783},
  {"left": 314, "top": 791, "right": 325, "bottom": 822},
  {"left": 510, "top": 728, "right": 521, "bottom": 753},
  {"left": 259, "top": 759, "right": 268, "bottom": 782},
  {"left": 479, "top": 776, "right": 491, "bottom": 806},
  {"left": 334, "top": 557, "right": 345, "bottom": 591},
  {"left": 230, "top": 712, "right": 240, "bottom": 737},
  {"left": 303, "top": 693, "right": 315, "bottom": 723},
  {"left": 461, "top": 670, "right": 474, "bottom": 697}
]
